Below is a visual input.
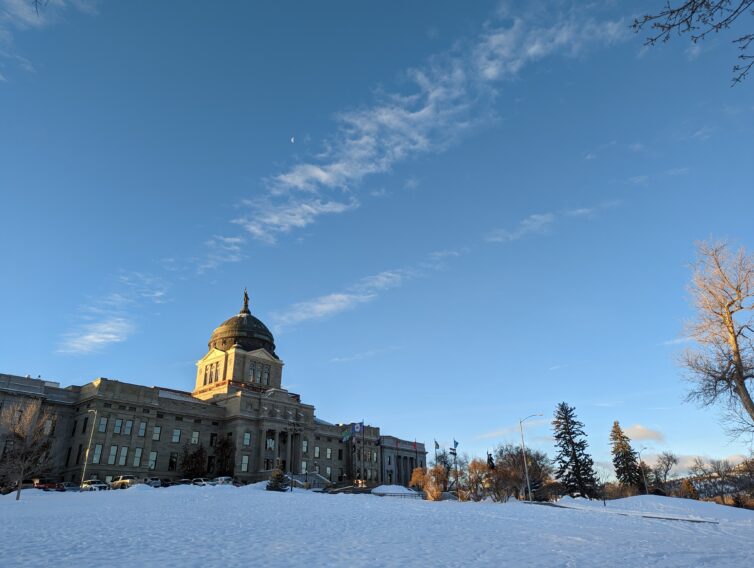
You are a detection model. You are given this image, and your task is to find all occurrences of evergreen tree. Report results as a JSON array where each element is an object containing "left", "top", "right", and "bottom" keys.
[
  {"left": 609, "top": 421, "right": 642, "bottom": 489},
  {"left": 552, "top": 402, "right": 598, "bottom": 498},
  {"left": 266, "top": 468, "right": 289, "bottom": 492}
]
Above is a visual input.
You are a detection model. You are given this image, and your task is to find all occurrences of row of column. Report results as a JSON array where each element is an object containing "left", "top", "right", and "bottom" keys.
[{"left": 255, "top": 427, "right": 299, "bottom": 473}]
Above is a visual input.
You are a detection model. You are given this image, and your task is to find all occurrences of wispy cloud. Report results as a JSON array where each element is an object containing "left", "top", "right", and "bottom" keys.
[
  {"left": 331, "top": 346, "right": 402, "bottom": 364},
  {"left": 486, "top": 202, "right": 618, "bottom": 244},
  {"left": 624, "top": 424, "right": 665, "bottom": 443},
  {"left": 476, "top": 418, "right": 549, "bottom": 440},
  {"left": 235, "top": 7, "right": 628, "bottom": 244},
  {"left": 195, "top": 235, "right": 246, "bottom": 273},
  {"left": 626, "top": 167, "right": 690, "bottom": 186},
  {"left": 487, "top": 213, "right": 555, "bottom": 243},
  {"left": 58, "top": 317, "right": 134, "bottom": 354},
  {"left": 0, "top": 0, "right": 95, "bottom": 80},
  {"left": 271, "top": 251, "right": 463, "bottom": 331},
  {"left": 659, "top": 336, "right": 693, "bottom": 346},
  {"left": 57, "top": 270, "right": 168, "bottom": 354}
]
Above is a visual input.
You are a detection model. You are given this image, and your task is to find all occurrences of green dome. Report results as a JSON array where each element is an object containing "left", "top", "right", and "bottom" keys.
[{"left": 208, "top": 290, "right": 277, "bottom": 357}]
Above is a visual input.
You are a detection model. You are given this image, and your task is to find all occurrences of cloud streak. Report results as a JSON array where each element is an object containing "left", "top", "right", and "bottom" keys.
[
  {"left": 57, "top": 270, "right": 169, "bottom": 354},
  {"left": 624, "top": 423, "right": 665, "bottom": 443},
  {"left": 486, "top": 202, "right": 618, "bottom": 244},
  {"left": 237, "top": 7, "right": 628, "bottom": 243}
]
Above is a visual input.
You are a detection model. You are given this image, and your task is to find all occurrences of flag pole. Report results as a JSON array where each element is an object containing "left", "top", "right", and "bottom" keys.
[{"left": 361, "top": 419, "right": 365, "bottom": 487}]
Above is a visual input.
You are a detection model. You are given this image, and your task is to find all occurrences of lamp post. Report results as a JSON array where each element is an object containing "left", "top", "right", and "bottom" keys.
[
  {"left": 80, "top": 409, "right": 98, "bottom": 486},
  {"left": 637, "top": 446, "right": 649, "bottom": 495},
  {"left": 519, "top": 413, "right": 542, "bottom": 503}
]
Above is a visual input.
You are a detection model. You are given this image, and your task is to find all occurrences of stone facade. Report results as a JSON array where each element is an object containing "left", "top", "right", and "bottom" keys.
[{"left": 0, "top": 296, "right": 426, "bottom": 486}]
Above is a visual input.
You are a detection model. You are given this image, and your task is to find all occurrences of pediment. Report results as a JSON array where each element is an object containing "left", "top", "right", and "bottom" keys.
[
  {"left": 196, "top": 348, "right": 226, "bottom": 366},
  {"left": 235, "top": 347, "right": 281, "bottom": 364}
]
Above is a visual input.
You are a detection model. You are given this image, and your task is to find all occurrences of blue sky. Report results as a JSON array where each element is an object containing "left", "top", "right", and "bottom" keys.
[{"left": 1, "top": 1, "right": 753, "bottom": 475}]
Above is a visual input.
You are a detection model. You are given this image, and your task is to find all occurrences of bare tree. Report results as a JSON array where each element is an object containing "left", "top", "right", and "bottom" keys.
[
  {"left": 655, "top": 451, "right": 679, "bottom": 486},
  {"left": 683, "top": 241, "right": 754, "bottom": 438},
  {"left": 633, "top": 1, "right": 754, "bottom": 84},
  {"left": 0, "top": 400, "right": 55, "bottom": 501}
]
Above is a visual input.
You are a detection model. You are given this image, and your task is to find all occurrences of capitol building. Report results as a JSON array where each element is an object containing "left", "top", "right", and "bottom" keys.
[{"left": 0, "top": 292, "right": 426, "bottom": 486}]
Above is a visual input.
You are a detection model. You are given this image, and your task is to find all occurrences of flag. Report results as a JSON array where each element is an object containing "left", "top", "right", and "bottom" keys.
[
  {"left": 434, "top": 440, "right": 439, "bottom": 450},
  {"left": 412, "top": 439, "right": 417, "bottom": 450},
  {"left": 352, "top": 421, "right": 364, "bottom": 434},
  {"left": 341, "top": 429, "right": 351, "bottom": 443},
  {"left": 453, "top": 439, "right": 459, "bottom": 449}
]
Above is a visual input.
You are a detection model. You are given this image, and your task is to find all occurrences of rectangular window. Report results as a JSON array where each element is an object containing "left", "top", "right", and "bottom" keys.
[
  {"left": 148, "top": 451, "right": 157, "bottom": 470},
  {"left": 241, "top": 455, "right": 249, "bottom": 472},
  {"left": 314, "top": 446, "right": 320, "bottom": 458},
  {"left": 81, "top": 417, "right": 88, "bottom": 434},
  {"left": 133, "top": 447, "right": 143, "bottom": 467},
  {"left": 107, "top": 445, "right": 118, "bottom": 465},
  {"left": 98, "top": 417, "right": 108, "bottom": 433},
  {"left": 191, "top": 431, "right": 199, "bottom": 444},
  {"left": 207, "top": 455, "right": 215, "bottom": 473},
  {"left": 326, "top": 447, "right": 332, "bottom": 460},
  {"left": 302, "top": 440, "right": 308, "bottom": 453},
  {"left": 114, "top": 419, "right": 123, "bottom": 434},
  {"left": 338, "top": 449, "right": 343, "bottom": 460},
  {"left": 118, "top": 446, "right": 128, "bottom": 466},
  {"left": 168, "top": 452, "right": 178, "bottom": 471},
  {"left": 152, "top": 425, "right": 161, "bottom": 441},
  {"left": 138, "top": 421, "right": 147, "bottom": 437},
  {"left": 124, "top": 420, "right": 133, "bottom": 435},
  {"left": 71, "top": 420, "right": 77, "bottom": 437},
  {"left": 210, "top": 433, "right": 217, "bottom": 447},
  {"left": 43, "top": 419, "right": 53, "bottom": 436},
  {"left": 76, "top": 444, "right": 83, "bottom": 465},
  {"left": 92, "top": 444, "right": 103, "bottom": 464},
  {"left": 301, "top": 460, "right": 307, "bottom": 472},
  {"left": 326, "top": 466, "right": 331, "bottom": 479},
  {"left": 243, "top": 432, "right": 251, "bottom": 446},
  {"left": 374, "top": 452, "right": 378, "bottom": 463},
  {"left": 172, "top": 429, "right": 181, "bottom": 443},
  {"left": 262, "top": 365, "right": 270, "bottom": 385},
  {"left": 65, "top": 447, "right": 72, "bottom": 467}
]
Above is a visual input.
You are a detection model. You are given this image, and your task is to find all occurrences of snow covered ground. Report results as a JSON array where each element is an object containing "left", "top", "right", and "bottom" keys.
[{"left": 1, "top": 486, "right": 752, "bottom": 567}]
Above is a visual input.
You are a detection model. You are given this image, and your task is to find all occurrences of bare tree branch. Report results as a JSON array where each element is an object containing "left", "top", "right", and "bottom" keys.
[{"left": 633, "top": 1, "right": 754, "bottom": 84}]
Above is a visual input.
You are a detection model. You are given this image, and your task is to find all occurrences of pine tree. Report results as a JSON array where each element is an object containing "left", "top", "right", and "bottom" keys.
[
  {"left": 552, "top": 402, "right": 598, "bottom": 498},
  {"left": 609, "top": 421, "right": 642, "bottom": 490},
  {"left": 266, "top": 468, "right": 289, "bottom": 492}
]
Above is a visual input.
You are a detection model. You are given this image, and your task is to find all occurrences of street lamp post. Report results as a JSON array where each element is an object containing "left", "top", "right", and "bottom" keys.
[
  {"left": 519, "top": 413, "right": 542, "bottom": 503},
  {"left": 637, "top": 446, "right": 649, "bottom": 495},
  {"left": 80, "top": 409, "right": 98, "bottom": 486}
]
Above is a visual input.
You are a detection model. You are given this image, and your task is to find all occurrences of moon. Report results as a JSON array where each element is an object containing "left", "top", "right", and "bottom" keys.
[{"left": 290, "top": 136, "right": 295, "bottom": 144}]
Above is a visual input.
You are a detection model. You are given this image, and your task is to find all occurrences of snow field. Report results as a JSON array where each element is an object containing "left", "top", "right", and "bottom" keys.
[{"left": 1, "top": 487, "right": 752, "bottom": 567}]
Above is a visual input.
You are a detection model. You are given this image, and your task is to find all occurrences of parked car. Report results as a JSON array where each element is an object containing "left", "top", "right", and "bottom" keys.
[
  {"left": 55, "top": 482, "right": 82, "bottom": 492},
  {"left": 192, "top": 478, "right": 217, "bottom": 486},
  {"left": 111, "top": 475, "right": 138, "bottom": 489},
  {"left": 81, "top": 480, "right": 110, "bottom": 491},
  {"left": 35, "top": 480, "right": 59, "bottom": 491},
  {"left": 176, "top": 479, "right": 192, "bottom": 485},
  {"left": 144, "top": 478, "right": 161, "bottom": 488},
  {"left": 160, "top": 479, "right": 174, "bottom": 488},
  {"left": 213, "top": 476, "right": 233, "bottom": 485}
]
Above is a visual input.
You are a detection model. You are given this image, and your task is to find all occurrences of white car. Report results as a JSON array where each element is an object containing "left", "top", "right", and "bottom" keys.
[
  {"left": 145, "top": 478, "right": 161, "bottom": 488},
  {"left": 192, "top": 478, "right": 217, "bottom": 486},
  {"left": 81, "top": 479, "right": 110, "bottom": 491},
  {"left": 213, "top": 476, "right": 233, "bottom": 485},
  {"left": 110, "top": 475, "right": 138, "bottom": 490}
]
